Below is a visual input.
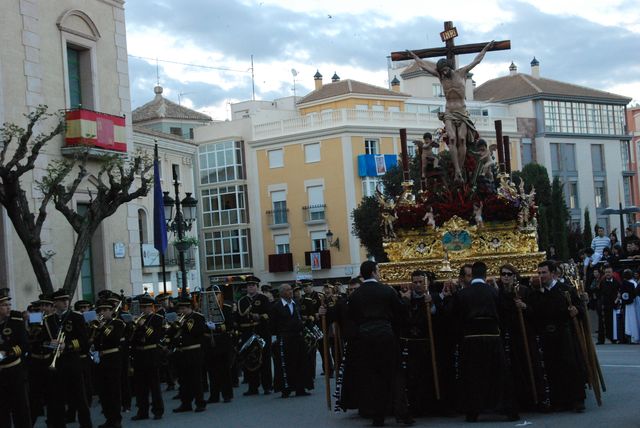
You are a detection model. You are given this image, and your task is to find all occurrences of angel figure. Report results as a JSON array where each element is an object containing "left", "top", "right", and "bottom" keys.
[
  {"left": 518, "top": 184, "right": 537, "bottom": 228},
  {"left": 422, "top": 205, "right": 436, "bottom": 228},
  {"left": 375, "top": 183, "right": 398, "bottom": 238},
  {"left": 473, "top": 201, "right": 484, "bottom": 228}
]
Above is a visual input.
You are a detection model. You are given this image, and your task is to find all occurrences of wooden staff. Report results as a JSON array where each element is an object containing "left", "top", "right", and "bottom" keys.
[
  {"left": 515, "top": 285, "right": 537, "bottom": 405},
  {"left": 333, "top": 321, "right": 342, "bottom": 373},
  {"left": 564, "top": 291, "right": 601, "bottom": 406},
  {"left": 425, "top": 300, "right": 441, "bottom": 400},
  {"left": 321, "top": 313, "right": 332, "bottom": 410},
  {"left": 578, "top": 280, "right": 606, "bottom": 392}
]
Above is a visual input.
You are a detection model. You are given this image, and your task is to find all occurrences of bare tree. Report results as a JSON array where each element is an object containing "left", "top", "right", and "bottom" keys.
[{"left": 0, "top": 105, "right": 153, "bottom": 296}]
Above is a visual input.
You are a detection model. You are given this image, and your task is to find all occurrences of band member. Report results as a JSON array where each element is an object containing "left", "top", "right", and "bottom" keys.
[
  {"left": 28, "top": 293, "right": 54, "bottom": 426},
  {"left": 130, "top": 296, "right": 164, "bottom": 421},
  {"left": 271, "top": 283, "right": 311, "bottom": 398},
  {"left": 237, "top": 276, "right": 272, "bottom": 395},
  {"left": 172, "top": 297, "right": 206, "bottom": 413},
  {"left": 597, "top": 265, "right": 620, "bottom": 344},
  {"left": 155, "top": 292, "right": 177, "bottom": 391},
  {"left": 300, "top": 280, "right": 323, "bottom": 385},
  {"left": 41, "top": 289, "right": 92, "bottom": 428},
  {"left": 204, "top": 290, "right": 235, "bottom": 404},
  {"left": 0, "top": 288, "right": 31, "bottom": 428},
  {"left": 348, "top": 261, "right": 409, "bottom": 427},
  {"left": 93, "top": 299, "right": 126, "bottom": 428},
  {"left": 68, "top": 299, "right": 94, "bottom": 423}
]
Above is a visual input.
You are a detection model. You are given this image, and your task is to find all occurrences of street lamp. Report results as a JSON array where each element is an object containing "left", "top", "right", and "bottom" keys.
[{"left": 163, "top": 165, "right": 198, "bottom": 297}]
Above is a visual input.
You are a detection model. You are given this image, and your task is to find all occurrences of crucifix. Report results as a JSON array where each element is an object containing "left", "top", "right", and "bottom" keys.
[{"left": 391, "top": 21, "right": 510, "bottom": 183}]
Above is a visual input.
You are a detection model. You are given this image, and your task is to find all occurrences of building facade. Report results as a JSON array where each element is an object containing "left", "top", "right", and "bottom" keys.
[
  {"left": 0, "top": 0, "right": 142, "bottom": 308},
  {"left": 475, "top": 59, "right": 633, "bottom": 232}
]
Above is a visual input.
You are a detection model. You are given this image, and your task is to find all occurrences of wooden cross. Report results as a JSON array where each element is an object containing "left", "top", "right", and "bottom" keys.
[{"left": 390, "top": 21, "right": 510, "bottom": 63}]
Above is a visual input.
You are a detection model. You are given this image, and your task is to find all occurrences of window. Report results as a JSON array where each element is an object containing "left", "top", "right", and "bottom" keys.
[
  {"left": 189, "top": 128, "right": 194, "bottom": 139},
  {"left": 362, "top": 178, "right": 381, "bottom": 197},
  {"left": 623, "top": 176, "right": 633, "bottom": 206},
  {"left": 594, "top": 180, "right": 608, "bottom": 208},
  {"left": 432, "top": 83, "right": 443, "bottom": 97},
  {"left": 199, "top": 140, "right": 244, "bottom": 185},
  {"left": 355, "top": 104, "right": 368, "bottom": 111},
  {"left": 274, "top": 235, "right": 290, "bottom": 254},
  {"left": 268, "top": 149, "right": 284, "bottom": 168},
  {"left": 307, "top": 185, "right": 325, "bottom": 221},
  {"left": 137, "top": 209, "right": 148, "bottom": 244},
  {"left": 304, "top": 143, "right": 321, "bottom": 163},
  {"left": 66, "top": 45, "right": 94, "bottom": 109},
  {"left": 568, "top": 182, "right": 579, "bottom": 210},
  {"left": 550, "top": 143, "right": 576, "bottom": 172},
  {"left": 171, "top": 163, "right": 180, "bottom": 182},
  {"left": 544, "top": 100, "right": 625, "bottom": 135},
  {"left": 591, "top": 144, "right": 605, "bottom": 173},
  {"left": 365, "top": 138, "right": 379, "bottom": 155},
  {"left": 521, "top": 138, "right": 533, "bottom": 165},
  {"left": 170, "top": 127, "right": 183, "bottom": 137},
  {"left": 204, "top": 229, "right": 251, "bottom": 271},
  {"left": 621, "top": 140, "right": 631, "bottom": 171},
  {"left": 201, "top": 185, "right": 247, "bottom": 227},
  {"left": 311, "top": 231, "right": 327, "bottom": 251},
  {"left": 271, "top": 190, "right": 287, "bottom": 224}
]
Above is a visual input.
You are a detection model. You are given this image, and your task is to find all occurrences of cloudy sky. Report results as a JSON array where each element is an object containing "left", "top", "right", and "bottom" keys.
[{"left": 125, "top": 0, "right": 640, "bottom": 120}]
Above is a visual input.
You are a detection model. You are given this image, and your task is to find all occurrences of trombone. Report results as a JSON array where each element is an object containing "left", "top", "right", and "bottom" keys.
[{"left": 49, "top": 328, "right": 66, "bottom": 371}]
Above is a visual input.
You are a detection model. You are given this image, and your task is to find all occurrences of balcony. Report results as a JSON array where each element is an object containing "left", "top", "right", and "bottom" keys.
[
  {"left": 304, "top": 250, "right": 331, "bottom": 270},
  {"left": 63, "top": 108, "right": 127, "bottom": 157},
  {"left": 302, "top": 204, "right": 326, "bottom": 225},
  {"left": 266, "top": 208, "right": 289, "bottom": 229},
  {"left": 253, "top": 108, "right": 518, "bottom": 140},
  {"left": 141, "top": 243, "right": 196, "bottom": 269},
  {"left": 268, "top": 253, "right": 294, "bottom": 272}
]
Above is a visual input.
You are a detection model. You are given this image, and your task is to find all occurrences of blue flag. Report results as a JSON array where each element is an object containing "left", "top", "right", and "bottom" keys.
[{"left": 153, "top": 144, "right": 168, "bottom": 254}]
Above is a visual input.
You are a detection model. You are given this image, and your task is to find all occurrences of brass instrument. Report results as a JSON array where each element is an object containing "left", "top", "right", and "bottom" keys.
[
  {"left": 48, "top": 328, "right": 66, "bottom": 371},
  {"left": 201, "top": 290, "right": 225, "bottom": 324}
]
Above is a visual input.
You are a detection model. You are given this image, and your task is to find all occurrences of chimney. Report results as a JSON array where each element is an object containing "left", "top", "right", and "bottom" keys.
[
  {"left": 313, "top": 70, "right": 323, "bottom": 90},
  {"left": 390, "top": 76, "right": 400, "bottom": 92},
  {"left": 530, "top": 57, "right": 540, "bottom": 78},
  {"left": 331, "top": 72, "right": 340, "bottom": 83},
  {"left": 509, "top": 62, "right": 517, "bottom": 76}
]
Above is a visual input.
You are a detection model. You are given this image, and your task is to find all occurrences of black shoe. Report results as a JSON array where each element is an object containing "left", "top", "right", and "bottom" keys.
[
  {"left": 372, "top": 418, "right": 385, "bottom": 427},
  {"left": 153, "top": 415, "right": 163, "bottom": 420},
  {"left": 596, "top": 341, "right": 604, "bottom": 345},
  {"left": 465, "top": 413, "right": 478, "bottom": 422},
  {"left": 573, "top": 401, "right": 586, "bottom": 413},
  {"left": 173, "top": 406, "right": 192, "bottom": 413},
  {"left": 396, "top": 417, "right": 415, "bottom": 426},
  {"left": 243, "top": 389, "right": 259, "bottom": 396},
  {"left": 195, "top": 406, "right": 206, "bottom": 413},
  {"left": 280, "top": 391, "right": 291, "bottom": 399},
  {"left": 131, "top": 414, "right": 149, "bottom": 421},
  {"left": 295, "top": 391, "right": 311, "bottom": 397},
  {"left": 263, "top": 389, "right": 272, "bottom": 395}
]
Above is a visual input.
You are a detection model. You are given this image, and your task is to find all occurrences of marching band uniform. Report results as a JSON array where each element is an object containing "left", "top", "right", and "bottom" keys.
[
  {"left": 172, "top": 297, "right": 207, "bottom": 413},
  {"left": 92, "top": 300, "right": 126, "bottom": 428},
  {"left": 237, "top": 277, "right": 272, "bottom": 395},
  {"left": 41, "top": 289, "right": 92, "bottom": 428},
  {"left": 130, "top": 296, "right": 164, "bottom": 421},
  {"left": 67, "top": 300, "right": 94, "bottom": 424},
  {"left": 27, "top": 294, "right": 53, "bottom": 426},
  {"left": 0, "top": 289, "right": 31, "bottom": 428},
  {"left": 300, "top": 285, "right": 323, "bottom": 388},
  {"left": 204, "top": 301, "right": 235, "bottom": 403}
]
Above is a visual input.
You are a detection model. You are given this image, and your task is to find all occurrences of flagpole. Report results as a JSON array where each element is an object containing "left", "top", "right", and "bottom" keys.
[
  {"left": 161, "top": 253, "right": 167, "bottom": 294},
  {"left": 153, "top": 141, "right": 169, "bottom": 296}
]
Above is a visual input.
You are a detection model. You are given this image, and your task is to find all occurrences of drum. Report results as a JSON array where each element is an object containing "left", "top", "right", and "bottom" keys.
[{"left": 238, "top": 334, "right": 265, "bottom": 371}]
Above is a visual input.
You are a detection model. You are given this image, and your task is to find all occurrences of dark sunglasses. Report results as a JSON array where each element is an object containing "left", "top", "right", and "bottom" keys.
[{"left": 500, "top": 272, "right": 514, "bottom": 277}]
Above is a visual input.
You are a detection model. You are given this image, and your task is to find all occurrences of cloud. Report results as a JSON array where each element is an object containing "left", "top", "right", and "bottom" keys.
[{"left": 125, "top": 0, "right": 640, "bottom": 113}]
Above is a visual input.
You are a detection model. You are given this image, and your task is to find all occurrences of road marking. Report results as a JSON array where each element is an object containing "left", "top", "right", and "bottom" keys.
[{"left": 601, "top": 364, "right": 640, "bottom": 368}]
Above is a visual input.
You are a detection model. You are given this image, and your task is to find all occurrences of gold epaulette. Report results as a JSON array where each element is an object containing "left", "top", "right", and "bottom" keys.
[
  {"left": 11, "top": 317, "right": 23, "bottom": 321},
  {"left": 73, "top": 310, "right": 83, "bottom": 315}
]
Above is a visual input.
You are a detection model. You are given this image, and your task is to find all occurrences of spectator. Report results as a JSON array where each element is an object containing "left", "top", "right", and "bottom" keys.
[{"left": 591, "top": 227, "right": 611, "bottom": 263}]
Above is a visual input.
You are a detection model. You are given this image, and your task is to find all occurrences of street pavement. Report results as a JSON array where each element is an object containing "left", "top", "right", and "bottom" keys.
[{"left": 34, "top": 342, "right": 640, "bottom": 428}]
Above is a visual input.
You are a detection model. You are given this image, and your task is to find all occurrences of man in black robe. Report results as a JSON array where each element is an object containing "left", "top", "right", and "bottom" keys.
[
  {"left": 348, "top": 261, "right": 409, "bottom": 426},
  {"left": 529, "top": 260, "right": 586, "bottom": 412},
  {"left": 597, "top": 264, "right": 620, "bottom": 344},
  {"left": 447, "top": 262, "right": 518, "bottom": 423}
]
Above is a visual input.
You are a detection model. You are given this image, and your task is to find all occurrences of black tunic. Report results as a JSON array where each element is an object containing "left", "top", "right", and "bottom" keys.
[{"left": 347, "top": 280, "right": 407, "bottom": 421}]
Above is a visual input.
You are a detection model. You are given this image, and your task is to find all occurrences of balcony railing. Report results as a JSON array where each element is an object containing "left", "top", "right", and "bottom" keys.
[
  {"left": 266, "top": 208, "right": 289, "bottom": 229},
  {"left": 302, "top": 204, "right": 326, "bottom": 224},
  {"left": 253, "top": 108, "right": 518, "bottom": 139},
  {"left": 63, "top": 108, "right": 127, "bottom": 155},
  {"left": 141, "top": 243, "right": 196, "bottom": 268}
]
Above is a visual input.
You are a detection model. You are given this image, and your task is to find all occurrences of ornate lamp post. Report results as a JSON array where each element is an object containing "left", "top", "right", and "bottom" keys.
[{"left": 162, "top": 165, "right": 198, "bottom": 297}]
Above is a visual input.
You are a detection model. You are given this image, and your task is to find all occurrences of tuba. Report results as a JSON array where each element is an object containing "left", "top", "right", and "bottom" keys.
[{"left": 237, "top": 334, "right": 265, "bottom": 371}]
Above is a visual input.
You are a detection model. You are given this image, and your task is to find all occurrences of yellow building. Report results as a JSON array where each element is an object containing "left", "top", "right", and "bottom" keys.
[{"left": 195, "top": 71, "right": 520, "bottom": 285}]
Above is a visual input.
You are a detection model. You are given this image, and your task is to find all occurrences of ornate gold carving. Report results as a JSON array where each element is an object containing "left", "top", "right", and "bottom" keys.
[{"left": 379, "top": 216, "right": 544, "bottom": 284}]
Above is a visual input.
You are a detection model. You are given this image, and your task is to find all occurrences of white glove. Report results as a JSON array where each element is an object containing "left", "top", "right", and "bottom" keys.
[{"left": 206, "top": 321, "right": 216, "bottom": 330}]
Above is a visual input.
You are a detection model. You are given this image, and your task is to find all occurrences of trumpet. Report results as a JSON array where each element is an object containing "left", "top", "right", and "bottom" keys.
[{"left": 49, "top": 328, "right": 66, "bottom": 371}]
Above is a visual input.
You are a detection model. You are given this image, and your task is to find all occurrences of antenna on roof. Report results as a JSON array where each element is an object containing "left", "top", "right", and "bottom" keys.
[
  {"left": 291, "top": 68, "right": 298, "bottom": 98},
  {"left": 156, "top": 57, "right": 160, "bottom": 86},
  {"left": 251, "top": 55, "right": 256, "bottom": 101}
]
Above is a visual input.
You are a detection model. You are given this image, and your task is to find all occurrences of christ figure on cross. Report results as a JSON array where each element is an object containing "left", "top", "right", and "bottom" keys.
[{"left": 408, "top": 40, "right": 495, "bottom": 182}]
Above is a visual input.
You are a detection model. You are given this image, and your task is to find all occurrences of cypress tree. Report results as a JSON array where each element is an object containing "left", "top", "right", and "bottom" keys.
[{"left": 583, "top": 207, "right": 593, "bottom": 247}]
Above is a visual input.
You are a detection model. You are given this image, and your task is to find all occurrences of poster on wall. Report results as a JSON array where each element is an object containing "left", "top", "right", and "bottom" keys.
[{"left": 310, "top": 252, "right": 321, "bottom": 271}]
